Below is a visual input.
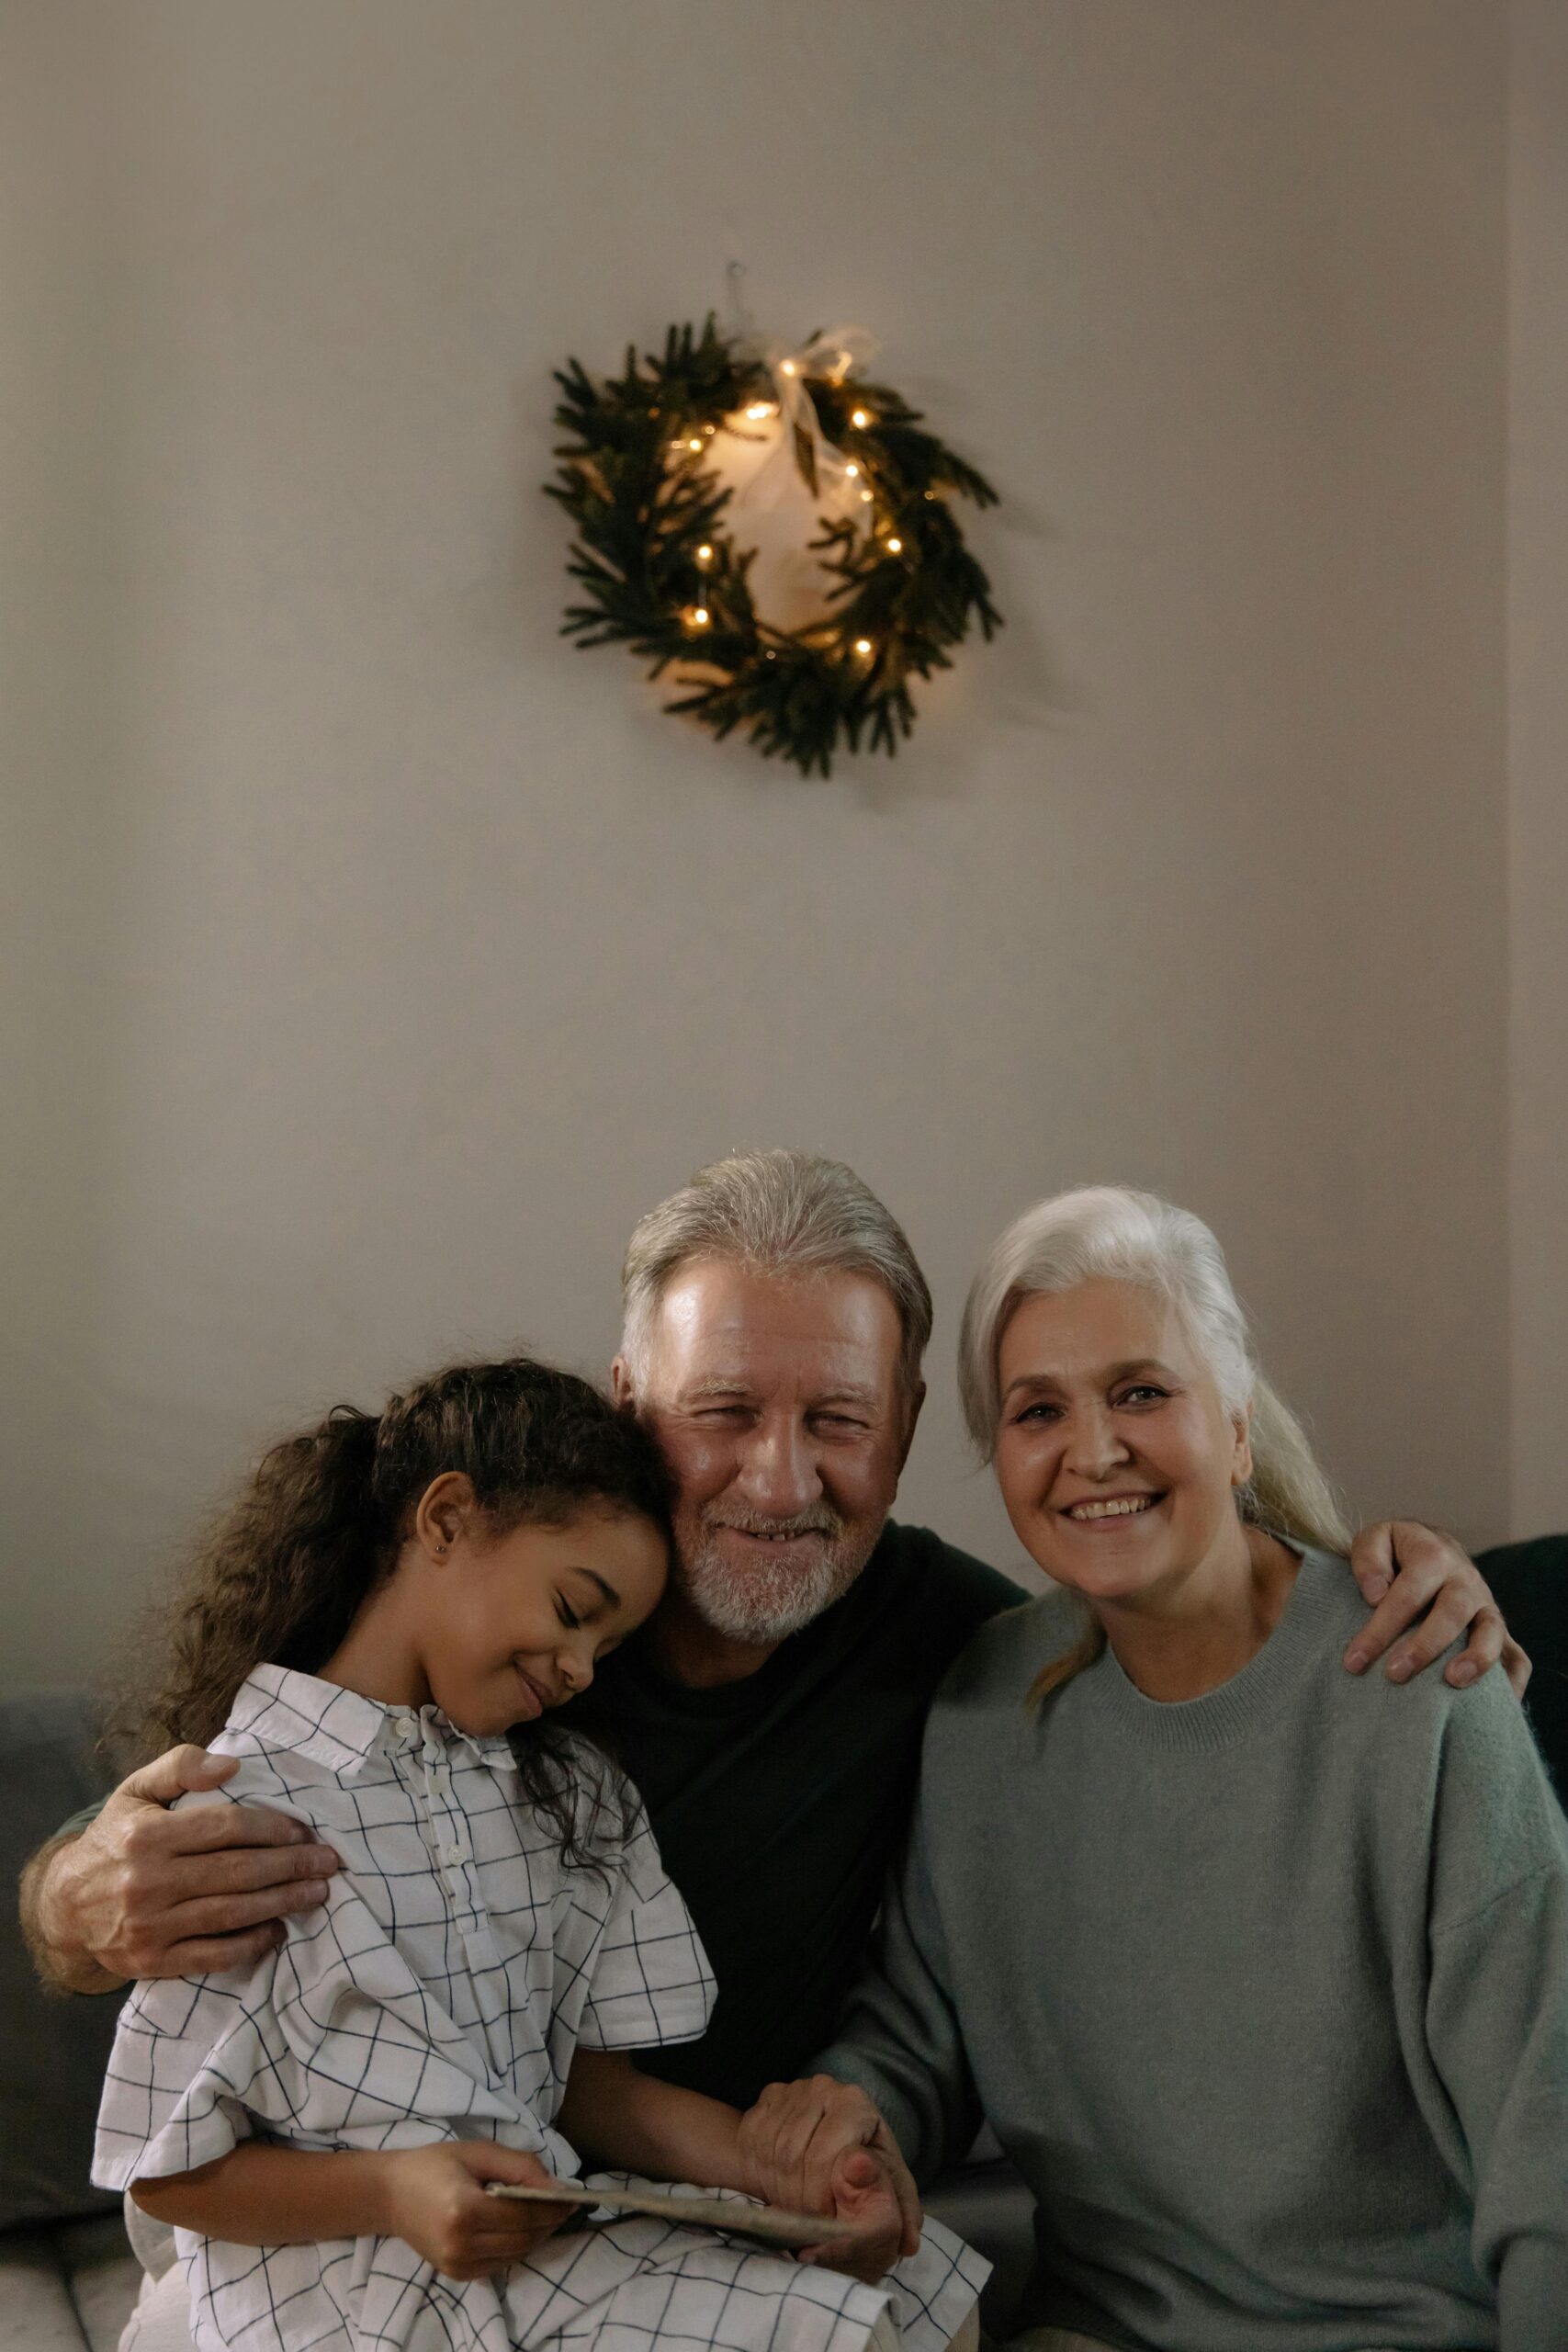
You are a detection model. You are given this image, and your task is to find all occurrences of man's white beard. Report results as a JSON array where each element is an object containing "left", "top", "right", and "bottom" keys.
[{"left": 676, "top": 1513, "right": 877, "bottom": 1645}]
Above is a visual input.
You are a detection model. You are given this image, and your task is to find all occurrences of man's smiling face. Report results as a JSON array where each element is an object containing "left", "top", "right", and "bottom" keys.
[{"left": 615, "top": 1259, "right": 920, "bottom": 1648}]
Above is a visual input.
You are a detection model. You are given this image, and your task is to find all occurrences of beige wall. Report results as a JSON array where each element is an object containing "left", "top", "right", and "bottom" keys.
[
  {"left": 3, "top": 1, "right": 1514, "bottom": 1690},
  {"left": 1509, "top": 0, "right": 1568, "bottom": 1536}
]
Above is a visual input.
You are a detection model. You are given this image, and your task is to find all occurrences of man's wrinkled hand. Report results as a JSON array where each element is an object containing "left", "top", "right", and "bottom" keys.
[
  {"left": 739, "top": 2074, "right": 920, "bottom": 2263},
  {"left": 796, "top": 2146, "right": 907, "bottom": 2281},
  {"left": 1344, "top": 1521, "right": 1530, "bottom": 1697},
  {"left": 31, "top": 1744, "right": 341, "bottom": 1989}
]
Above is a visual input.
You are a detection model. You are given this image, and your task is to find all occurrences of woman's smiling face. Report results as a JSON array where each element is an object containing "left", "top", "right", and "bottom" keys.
[{"left": 993, "top": 1277, "right": 1253, "bottom": 1602}]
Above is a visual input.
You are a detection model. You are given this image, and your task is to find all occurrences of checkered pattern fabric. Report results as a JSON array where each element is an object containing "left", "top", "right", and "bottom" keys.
[{"left": 94, "top": 1668, "right": 985, "bottom": 2352}]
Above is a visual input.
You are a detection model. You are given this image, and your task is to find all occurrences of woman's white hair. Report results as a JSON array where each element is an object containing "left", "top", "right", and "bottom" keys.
[{"left": 958, "top": 1185, "right": 1349, "bottom": 1556}]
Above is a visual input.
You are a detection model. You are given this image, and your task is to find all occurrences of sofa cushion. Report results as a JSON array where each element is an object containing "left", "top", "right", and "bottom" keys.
[
  {"left": 0, "top": 2227, "right": 89, "bottom": 2352},
  {"left": 55, "top": 2214, "right": 141, "bottom": 2352},
  {"left": 0, "top": 1689, "right": 124, "bottom": 2228},
  {"left": 924, "top": 2157, "right": 1034, "bottom": 2336}
]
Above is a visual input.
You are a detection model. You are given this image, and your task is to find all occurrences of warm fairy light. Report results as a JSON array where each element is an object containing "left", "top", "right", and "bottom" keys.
[
  {"left": 852, "top": 409, "right": 870, "bottom": 429},
  {"left": 745, "top": 401, "right": 774, "bottom": 420},
  {"left": 854, "top": 639, "right": 874, "bottom": 656},
  {"left": 860, "top": 490, "right": 873, "bottom": 503},
  {"left": 845, "top": 463, "right": 860, "bottom": 479},
  {"left": 780, "top": 360, "right": 797, "bottom": 377},
  {"left": 886, "top": 536, "right": 903, "bottom": 553},
  {"left": 687, "top": 437, "right": 703, "bottom": 452},
  {"left": 691, "top": 607, "right": 711, "bottom": 627},
  {"left": 696, "top": 544, "right": 714, "bottom": 562}
]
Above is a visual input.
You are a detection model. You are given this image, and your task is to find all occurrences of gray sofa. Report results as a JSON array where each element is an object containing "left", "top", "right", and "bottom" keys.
[
  {"left": 0, "top": 1690, "right": 142, "bottom": 2352},
  {"left": 7, "top": 1534, "right": 1562, "bottom": 2350}
]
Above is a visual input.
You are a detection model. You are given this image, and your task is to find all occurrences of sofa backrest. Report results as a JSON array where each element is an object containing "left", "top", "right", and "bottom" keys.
[
  {"left": 0, "top": 1687, "right": 124, "bottom": 2229},
  {"left": 1475, "top": 1534, "right": 1568, "bottom": 1799}
]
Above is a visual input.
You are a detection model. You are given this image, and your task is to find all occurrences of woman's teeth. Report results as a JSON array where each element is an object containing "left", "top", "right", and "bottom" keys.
[{"left": 1066, "top": 1496, "right": 1156, "bottom": 1521}]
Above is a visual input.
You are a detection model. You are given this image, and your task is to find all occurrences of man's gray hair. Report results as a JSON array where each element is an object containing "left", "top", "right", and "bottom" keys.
[{"left": 620, "top": 1148, "right": 933, "bottom": 1396}]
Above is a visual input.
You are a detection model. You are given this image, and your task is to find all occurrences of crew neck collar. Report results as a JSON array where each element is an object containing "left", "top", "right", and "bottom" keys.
[{"left": 1084, "top": 1544, "right": 1343, "bottom": 1754}]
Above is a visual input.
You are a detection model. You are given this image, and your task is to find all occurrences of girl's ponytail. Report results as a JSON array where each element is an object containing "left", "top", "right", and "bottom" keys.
[{"left": 117, "top": 1408, "right": 387, "bottom": 1759}]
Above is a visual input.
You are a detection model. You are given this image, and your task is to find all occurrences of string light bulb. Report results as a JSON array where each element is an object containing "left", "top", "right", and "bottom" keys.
[
  {"left": 687, "top": 436, "right": 703, "bottom": 452},
  {"left": 691, "top": 607, "right": 711, "bottom": 628},
  {"left": 745, "top": 401, "right": 774, "bottom": 421},
  {"left": 852, "top": 409, "right": 870, "bottom": 429},
  {"left": 860, "top": 490, "right": 874, "bottom": 503},
  {"left": 845, "top": 463, "right": 860, "bottom": 479},
  {"left": 780, "top": 360, "right": 797, "bottom": 377},
  {"left": 854, "top": 638, "right": 874, "bottom": 656},
  {"left": 696, "top": 544, "right": 714, "bottom": 563},
  {"left": 886, "top": 536, "right": 903, "bottom": 553}
]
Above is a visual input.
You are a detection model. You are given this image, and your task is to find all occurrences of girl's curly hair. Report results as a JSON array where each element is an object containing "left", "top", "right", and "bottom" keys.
[{"left": 108, "top": 1356, "right": 672, "bottom": 1870}]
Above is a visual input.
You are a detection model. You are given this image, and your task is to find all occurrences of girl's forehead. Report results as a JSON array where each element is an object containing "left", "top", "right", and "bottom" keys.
[{"left": 507, "top": 1509, "right": 667, "bottom": 1595}]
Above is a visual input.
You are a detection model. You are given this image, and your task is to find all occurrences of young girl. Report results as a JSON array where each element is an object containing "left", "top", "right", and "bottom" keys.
[{"left": 93, "top": 1358, "right": 985, "bottom": 2352}]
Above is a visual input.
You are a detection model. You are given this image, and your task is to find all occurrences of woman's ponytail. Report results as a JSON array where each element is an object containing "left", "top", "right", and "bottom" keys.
[{"left": 1238, "top": 1376, "right": 1351, "bottom": 1556}]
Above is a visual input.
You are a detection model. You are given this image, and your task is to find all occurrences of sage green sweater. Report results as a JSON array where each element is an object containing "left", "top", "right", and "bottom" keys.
[{"left": 818, "top": 1549, "right": 1568, "bottom": 2352}]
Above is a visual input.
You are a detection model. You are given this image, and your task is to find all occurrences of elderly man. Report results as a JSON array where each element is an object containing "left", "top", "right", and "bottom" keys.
[{"left": 22, "top": 1152, "right": 1522, "bottom": 2300}]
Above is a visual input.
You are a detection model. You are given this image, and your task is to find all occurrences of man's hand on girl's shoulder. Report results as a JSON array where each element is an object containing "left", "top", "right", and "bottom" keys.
[{"left": 23, "top": 1743, "right": 341, "bottom": 1991}]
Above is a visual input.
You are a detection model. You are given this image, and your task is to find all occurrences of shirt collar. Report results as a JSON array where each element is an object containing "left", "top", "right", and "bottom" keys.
[{"left": 230, "top": 1664, "right": 516, "bottom": 1779}]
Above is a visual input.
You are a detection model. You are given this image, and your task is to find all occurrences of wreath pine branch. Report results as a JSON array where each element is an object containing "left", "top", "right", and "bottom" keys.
[{"left": 545, "top": 315, "right": 1001, "bottom": 779}]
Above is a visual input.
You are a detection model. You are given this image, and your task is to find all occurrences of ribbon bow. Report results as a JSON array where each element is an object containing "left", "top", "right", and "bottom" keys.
[{"left": 742, "top": 324, "right": 880, "bottom": 519}]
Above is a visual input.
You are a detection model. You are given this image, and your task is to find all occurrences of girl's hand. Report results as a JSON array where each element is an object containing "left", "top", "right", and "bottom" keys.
[
  {"left": 799, "top": 2146, "right": 908, "bottom": 2283},
  {"left": 738, "top": 2075, "right": 921, "bottom": 2262},
  {"left": 379, "top": 2143, "right": 566, "bottom": 2280}
]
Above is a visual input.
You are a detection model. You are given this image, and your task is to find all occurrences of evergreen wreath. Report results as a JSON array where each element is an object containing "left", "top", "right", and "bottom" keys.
[{"left": 545, "top": 317, "right": 1001, "bottom": 779}]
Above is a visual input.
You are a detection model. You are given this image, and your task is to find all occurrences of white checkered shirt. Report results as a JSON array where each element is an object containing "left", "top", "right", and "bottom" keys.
[{"left": 93, "top": 1668, "right": 987, "bottom": 2352}]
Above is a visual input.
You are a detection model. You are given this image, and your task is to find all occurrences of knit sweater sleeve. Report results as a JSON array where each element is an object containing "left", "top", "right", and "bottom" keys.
[
  {"left": 1421, "top": 1675, "right": 1568, "bottom": 2352},
  {"left": 810, "top": 1797, "right": 982, "bottom": 2188}
]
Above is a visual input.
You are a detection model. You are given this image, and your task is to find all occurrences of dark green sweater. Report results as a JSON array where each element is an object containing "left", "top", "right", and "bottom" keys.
[{"left": 820, "top": 1550, "right": 1568, "bottom": 2352}]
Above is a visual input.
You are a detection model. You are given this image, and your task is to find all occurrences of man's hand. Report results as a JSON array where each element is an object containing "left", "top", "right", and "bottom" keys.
[
  {"left": 738, "top": 2075, "right": 920, "bottom": 2264},
  {"left": 799, "top": 2146, "right": 907, "bottom": 2282},
  {"left": 1344, "top": 1521, "right": 1530, "bottom": 1697},
  {"left": 23, "top": 1745, "right": 341, "bottom": 1992},
  {"left": 379, "top": 2143, "right": 565, "bottom": 2280}
]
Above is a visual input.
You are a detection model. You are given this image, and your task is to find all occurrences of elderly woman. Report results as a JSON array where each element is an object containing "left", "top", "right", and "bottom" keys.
[{"left": 743, "top": 1189, "right": 1568, "bottom": 2352}]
